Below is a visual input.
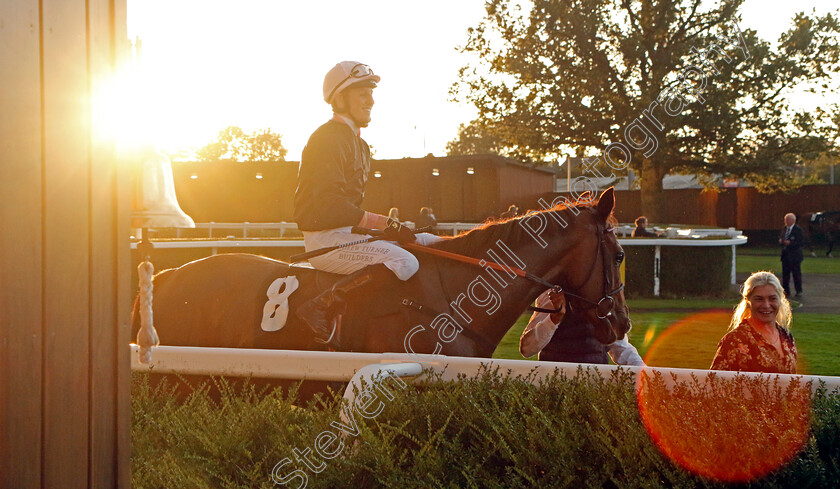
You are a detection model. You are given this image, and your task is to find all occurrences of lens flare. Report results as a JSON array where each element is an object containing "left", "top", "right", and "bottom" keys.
[
  {"left": 642, "top": 310, "right": 730, "bottom": 369},
  {"left": 636, "top": 310, "right": 811, "bottom": 483},
  {"left": 637, "top": 372, "right": 811, "bottom": 483},
  {"left": 643, "top": 325, "right": 657, "bottom": 347}
]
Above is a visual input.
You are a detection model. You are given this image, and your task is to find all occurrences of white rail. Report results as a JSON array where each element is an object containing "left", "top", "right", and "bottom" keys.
[
  {"left": 129, "top": 234, "right": 746, "bottom": 294},
  {"left": 130, "top": 345, "right": 840, "bottom": 408},
  {"left": 180, "top": 222, "right": 298, "bottom": 238},
  {"left": 129, "top": 236, "right": 747, "bottom": 249},
  {"left": 150, "top": 221, "right": 745, "bottom": 239},
  {"left": 129, "top": 239, "right": 304, "bottom": 249}
]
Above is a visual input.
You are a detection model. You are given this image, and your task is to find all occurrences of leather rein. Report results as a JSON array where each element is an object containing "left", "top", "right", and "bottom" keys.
[{"left": 400, "top": 223, "right": 624, "bottom": 320}]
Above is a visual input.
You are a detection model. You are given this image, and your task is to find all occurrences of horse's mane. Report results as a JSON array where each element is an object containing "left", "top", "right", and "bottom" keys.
[{"left": 430, "top": 196, "right": 614, "bottom": 256}]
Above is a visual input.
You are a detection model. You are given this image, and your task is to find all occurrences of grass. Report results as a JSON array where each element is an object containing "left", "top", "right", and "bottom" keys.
[
  {"left": 737, "top": 247, "right": 840, "bottom": 275},
  {"left": 493, "top": 308, "right": 840, "bottom": 377},
  {"left": 627, "top": 297, "right": 737, "bottom": 310},
  {"left": 475, "top": 249, "right": 836, "bottom": 375}
]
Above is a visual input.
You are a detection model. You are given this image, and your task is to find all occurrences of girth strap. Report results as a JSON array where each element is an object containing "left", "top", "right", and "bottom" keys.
[{"left": 399, "top": 297, "right": 497, "bottom": 353}]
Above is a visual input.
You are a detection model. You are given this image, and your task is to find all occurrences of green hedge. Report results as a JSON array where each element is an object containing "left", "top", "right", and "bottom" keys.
[
  {"left": 132, "top": 370, "right": 840, "bottom": 489},
  {"left": 625, "top": 245, "right": 733, "bottom": 298}
]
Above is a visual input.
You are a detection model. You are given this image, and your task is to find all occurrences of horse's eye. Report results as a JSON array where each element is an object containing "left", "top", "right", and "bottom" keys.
[{"left": 615, "top": 251, "right": 624, "bottom": 265}]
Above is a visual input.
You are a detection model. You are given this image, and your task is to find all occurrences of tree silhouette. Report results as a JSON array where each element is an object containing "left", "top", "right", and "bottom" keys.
[
  {"left": 196, "top": 126, "right": 288, "bottom": 162},
  {"left": 452, "top": 0, "right": 840, "bottom": 219}
]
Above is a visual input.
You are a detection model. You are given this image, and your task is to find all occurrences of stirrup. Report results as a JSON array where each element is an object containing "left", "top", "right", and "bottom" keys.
[{"left": 313, "top": 314, "right": 341, "bottom": 347}]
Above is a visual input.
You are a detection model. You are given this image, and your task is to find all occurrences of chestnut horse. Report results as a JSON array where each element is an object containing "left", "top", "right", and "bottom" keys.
[{"left": 131, "top": 188, "right": 630, "bottom": 357}]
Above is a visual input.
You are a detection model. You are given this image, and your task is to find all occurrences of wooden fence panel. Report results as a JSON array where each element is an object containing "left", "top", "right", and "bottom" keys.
[
  {"left": 42, "top": 0, "right": 93, "bottom": 485},
  {"left": 0, "top": 0, "right": 129, "bottom": 487},
  {"left": 0, "top": 1, "right": 45, "bottom": 486},
  {"left": 716, "top": 189, "right": 738, "bottom": 228},
  {"left": 736, "top": 185, "right": 840, "bottom": 230},
  {"left": 88, "top": 0, "right": 130, "bottom": 487},
  {"left": 551, "top": 185, "right": 838, "bottom": 230}
]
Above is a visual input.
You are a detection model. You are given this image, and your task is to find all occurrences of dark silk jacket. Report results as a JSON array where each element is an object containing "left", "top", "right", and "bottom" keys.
[{"left": 294, "top": 120, "right": 371, "bottom": 231}]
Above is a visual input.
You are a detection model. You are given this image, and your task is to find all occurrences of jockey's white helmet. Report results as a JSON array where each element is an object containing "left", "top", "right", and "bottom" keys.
[{"left": 323, "top": 61, "right": 380, "bottom": 105}]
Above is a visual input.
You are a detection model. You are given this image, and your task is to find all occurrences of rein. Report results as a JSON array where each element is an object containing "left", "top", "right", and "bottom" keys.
[
  {"left": 401, "top": 227, "right": 624, "bottom": 319},
  {"left": 401, "top": 242, "right": 556, "bottom": 289}
]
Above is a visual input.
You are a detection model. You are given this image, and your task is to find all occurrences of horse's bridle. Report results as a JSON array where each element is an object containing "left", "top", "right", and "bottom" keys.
[{"left": 525, "top": 223, "right": 624, "bottom": 320}]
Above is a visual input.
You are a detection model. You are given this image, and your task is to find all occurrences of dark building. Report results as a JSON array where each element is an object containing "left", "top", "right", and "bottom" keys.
[{"left": 171, "top": 154, "right": 558, "bottom": 223}]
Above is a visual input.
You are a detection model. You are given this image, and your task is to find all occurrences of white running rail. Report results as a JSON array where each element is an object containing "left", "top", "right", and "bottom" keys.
[{"left": 130, "top": 345, "right": 840, "bottom": 408}]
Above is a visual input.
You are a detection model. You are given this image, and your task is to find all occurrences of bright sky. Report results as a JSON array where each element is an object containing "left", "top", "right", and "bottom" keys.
[{"left": 126, "top": 0, "right": 838, "bottom": 161}]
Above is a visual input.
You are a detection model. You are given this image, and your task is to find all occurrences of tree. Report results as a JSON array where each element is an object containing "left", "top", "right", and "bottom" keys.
[
  {"left": 446, "top": 121, "right": 508, "bottom": 156},
  {"left": 451, "top": 0, "right": 840, "bottom": 220},
  {"left": 196, "top": 126, "right": 288, "bottom": 162}
]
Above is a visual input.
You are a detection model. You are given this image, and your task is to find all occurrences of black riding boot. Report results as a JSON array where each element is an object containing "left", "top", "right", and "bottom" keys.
[{"left": 297, "top": 264, "right": 393, "bottom": 348}]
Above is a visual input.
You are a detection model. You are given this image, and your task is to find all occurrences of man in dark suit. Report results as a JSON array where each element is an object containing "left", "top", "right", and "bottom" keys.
[{"left": 779, "top": 212, "right": 804, "bottom": 297}]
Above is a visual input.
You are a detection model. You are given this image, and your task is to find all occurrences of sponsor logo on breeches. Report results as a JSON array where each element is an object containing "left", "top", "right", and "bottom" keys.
[{"left": 336, "top": 244, "right": 391, "bottom": 263}]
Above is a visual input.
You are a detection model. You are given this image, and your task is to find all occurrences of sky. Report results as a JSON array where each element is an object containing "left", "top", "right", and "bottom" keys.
[{"left": 125, "top": 0, "right": 839, "bottom": 161}]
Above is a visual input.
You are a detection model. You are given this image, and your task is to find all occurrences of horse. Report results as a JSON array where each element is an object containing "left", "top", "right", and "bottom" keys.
[
  {"left": 798, "top": 211, "right": 839, "bottom": 257},
  {"left": 131, "top": 187, "right": 630, "bottom": 359}
]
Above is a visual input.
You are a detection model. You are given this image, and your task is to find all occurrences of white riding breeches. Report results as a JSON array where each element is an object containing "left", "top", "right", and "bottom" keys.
[{"left": 302, "top": 226, "right": 444, "bottom": 281}]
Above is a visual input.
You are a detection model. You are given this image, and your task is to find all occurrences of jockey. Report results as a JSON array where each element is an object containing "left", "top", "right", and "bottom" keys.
[{"left": 294, "top": 61, "right": 441, "bottom": 347}]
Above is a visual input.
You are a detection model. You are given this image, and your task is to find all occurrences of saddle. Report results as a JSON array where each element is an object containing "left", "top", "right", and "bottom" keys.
[{"left": 289, "top": 264, "right": 409, "bottom": 326}]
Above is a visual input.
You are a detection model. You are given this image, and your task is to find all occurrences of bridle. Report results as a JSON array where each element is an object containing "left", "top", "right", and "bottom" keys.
[{"left": 525, "top": 223, "right": 624, "bottom": 320}]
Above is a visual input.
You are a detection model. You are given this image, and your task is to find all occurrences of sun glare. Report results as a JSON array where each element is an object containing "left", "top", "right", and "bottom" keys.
[
  {"left": 635, "top": 310, "right": 813, "bottom": 482},
  {"left": 91, "top": 42, "right": 165, "bottom": 155},
  {"left": 637, "top": 370, "right": 811, "bottom": 483},
  {"left": 641, "top": 310, "right": 730, "bottom": 368}
]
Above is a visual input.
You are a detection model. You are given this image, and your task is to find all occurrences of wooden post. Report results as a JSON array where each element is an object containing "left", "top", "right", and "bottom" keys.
[{"left": 0, "top": 0, "right": 130, "bottom": 487}]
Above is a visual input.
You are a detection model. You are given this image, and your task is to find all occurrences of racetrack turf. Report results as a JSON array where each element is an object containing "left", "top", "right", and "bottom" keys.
[{"left": 494, "top": 308, "right": 840, "bottom": 377}]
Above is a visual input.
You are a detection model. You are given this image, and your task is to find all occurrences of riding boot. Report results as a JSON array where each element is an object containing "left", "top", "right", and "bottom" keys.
[{"left": 297, "top": 264, "right": 393, "bottom": 348}]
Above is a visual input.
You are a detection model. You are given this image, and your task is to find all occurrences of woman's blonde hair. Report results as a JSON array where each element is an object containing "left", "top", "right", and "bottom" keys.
[{"left": 728, "top": 271, "right": 792, "bottom": 331}]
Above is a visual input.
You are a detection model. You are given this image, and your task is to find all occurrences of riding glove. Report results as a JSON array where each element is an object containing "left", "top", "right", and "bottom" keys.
[{"left": 384, "top": 218, "right": 416, "bottom": 243}]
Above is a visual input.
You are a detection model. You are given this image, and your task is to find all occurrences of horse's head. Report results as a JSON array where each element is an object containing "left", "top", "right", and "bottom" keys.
[{"left": 553, "top": 187, "right": 631, "bottom": 345}]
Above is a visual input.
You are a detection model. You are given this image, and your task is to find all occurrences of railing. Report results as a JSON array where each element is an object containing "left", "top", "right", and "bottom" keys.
[
  {"left": 164, "top": 221, "right": 478, "bottom": 238},
  {"left": 130, "top": 222, "right": 747, "bottom": 296},
  {"left": 130, "top": 345, "right": 840, "bottom": 410},
  {"left": 156, "top": 221, "right": 744, "bottom": 239},
  {"left": 614, "top": 225, "right": 744, "bottom": 238},
  {"left": 170, "top": 222, "right": 300, "bottom": 238}
]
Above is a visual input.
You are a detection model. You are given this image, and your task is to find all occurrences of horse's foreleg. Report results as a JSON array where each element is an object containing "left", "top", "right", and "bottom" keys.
[{"left": 806, "top": 235, "right": 817, "bottom": 257}]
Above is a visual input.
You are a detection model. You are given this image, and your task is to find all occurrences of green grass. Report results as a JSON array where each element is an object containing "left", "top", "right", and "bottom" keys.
[
  {"left": 627, "top": 298, "right": 737, "bottom": 310},
  {"left": 737, "top": 248, "right": 840, "bottom": 275},
  {"left": 491, "top": 314, "right": 535, "bottom": 361},
  {"left": 493, "top": 308, "right": 840, "bottom": 376},
  {"left": 793, "top": 314, "right": 840, "bottom": 375},
  {"left": 491, "top": 300, "right": 736, "bottom": 362}
]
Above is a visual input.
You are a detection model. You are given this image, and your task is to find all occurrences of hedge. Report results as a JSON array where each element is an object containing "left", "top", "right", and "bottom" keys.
[
  {"left": 132, "top": 370, "right": 840, "bottom": 489},
  {"left": 625, "top": 245, "right": 733, "bottom": 298}
]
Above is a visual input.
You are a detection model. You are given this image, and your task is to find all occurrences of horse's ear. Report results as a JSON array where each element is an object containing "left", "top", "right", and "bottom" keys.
[{"left": 596, "top": 187, "right": 615, "bottom": 220}]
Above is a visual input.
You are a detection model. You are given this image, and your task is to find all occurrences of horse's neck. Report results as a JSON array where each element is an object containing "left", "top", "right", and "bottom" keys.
[{"left": 433, "top": 221, "right": 576, "bottom": 356}]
